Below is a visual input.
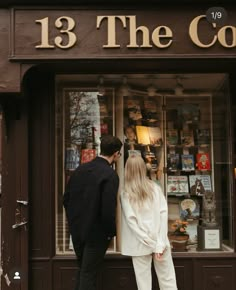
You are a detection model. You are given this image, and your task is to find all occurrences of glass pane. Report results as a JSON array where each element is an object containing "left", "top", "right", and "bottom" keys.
[
  {"left": 56, "top": 88, "right": 115, "bottom": 254},
  {"left": 165, "top": 95, "right": 213, "bottom": 251},
  {"left": 212, "top": 80, "right": 233, "bottom": 249},
  {"left": 165, "top": 76, "right": 233, "bottom": 252},
  {"left": 55, "top": 74, "right": 234, "bottom": 255}
]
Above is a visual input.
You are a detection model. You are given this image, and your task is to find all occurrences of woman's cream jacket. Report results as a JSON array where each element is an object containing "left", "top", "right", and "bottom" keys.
[{"left": 120, "top": 183, "right": 170, "bottom": 256}]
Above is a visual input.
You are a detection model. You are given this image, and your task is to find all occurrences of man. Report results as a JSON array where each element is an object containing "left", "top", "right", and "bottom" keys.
[{"left": 63, "top": 135, "right": 122, "bottom": 290}]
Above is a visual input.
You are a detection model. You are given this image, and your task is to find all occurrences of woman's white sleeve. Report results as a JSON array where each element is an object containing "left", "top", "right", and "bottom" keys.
[
  {"left": 155, "top": 187, "right": 169, "bottom": 253},
  {"left": 121, "top": 194, "right": 156, "bottom": 250}
]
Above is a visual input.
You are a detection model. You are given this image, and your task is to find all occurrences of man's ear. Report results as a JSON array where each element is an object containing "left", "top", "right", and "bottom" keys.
[{"left": 114, "top": 151, "right": 121, "bottom": 159}]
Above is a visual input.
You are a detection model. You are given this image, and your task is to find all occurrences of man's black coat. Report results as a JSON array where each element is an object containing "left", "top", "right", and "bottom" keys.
[{"left": 63, "top": 156, "right": 119, "bottom": 245}]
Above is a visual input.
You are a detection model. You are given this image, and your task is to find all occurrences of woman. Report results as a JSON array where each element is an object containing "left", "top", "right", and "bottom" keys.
[{"left": 120, "top": 155, "right": 178, "bottom": 290}]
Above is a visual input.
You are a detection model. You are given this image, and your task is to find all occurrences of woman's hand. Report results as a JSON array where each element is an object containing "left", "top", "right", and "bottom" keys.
[
  {"left": 153, "top": 248, "right": 166, "bottom": 261},
  {"left": 154, "top": 253, "right": 163, "bottom": 261}
]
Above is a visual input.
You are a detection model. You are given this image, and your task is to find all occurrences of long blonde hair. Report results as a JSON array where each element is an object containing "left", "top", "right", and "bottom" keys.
[{"left": 124, "top": 155, "right": 154, "bottom": 205}]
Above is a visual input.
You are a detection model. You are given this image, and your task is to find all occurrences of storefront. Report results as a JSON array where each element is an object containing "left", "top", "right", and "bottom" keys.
[{"left": 0, "top": 1, "right": 236, "bottom": 290}]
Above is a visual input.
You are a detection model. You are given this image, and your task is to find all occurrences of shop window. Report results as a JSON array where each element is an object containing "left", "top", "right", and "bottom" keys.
[
  {"left": 55, "top": 74, "right": 234, "bottom": 255},
  {"left": 55, "top": 87, "right": 115, "bottom": 254}
]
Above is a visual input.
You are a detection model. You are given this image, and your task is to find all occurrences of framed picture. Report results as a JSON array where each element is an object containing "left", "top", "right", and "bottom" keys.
[{"left": 197, "top": 225, "right": 222, "bottom": 251}]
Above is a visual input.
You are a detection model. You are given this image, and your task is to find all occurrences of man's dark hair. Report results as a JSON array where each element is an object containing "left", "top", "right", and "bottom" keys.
[{"left": 100, "top": 135, "right": 122, "bottom": 156}]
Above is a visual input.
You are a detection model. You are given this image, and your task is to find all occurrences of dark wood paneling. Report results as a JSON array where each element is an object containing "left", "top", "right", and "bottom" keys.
[
  {"left": 30, "top": 261, "right": 51, "bottom": 290},
  {"left": 53, "top": 260, "right": 78, "bottom": 290},
  {"left": 174, "top": 259, "right": 193, "bottom": 290},
  {"left": 99, "top": 258, "right": 137, "bottom": 290},
  {"left": 194, "top": 259, "right": 236, "bottom": 290},
  {"left": 0, "top": 9, "right": 21, "bottom": 93},
  {"left": 51, "top": 256, "right": 236, "bottom": 290},
  {"left": 1, "top": 0, "right": 234, "bottom": 7},
  {"left": 52, "top": 257, "right": 138, "bottom": 290},
  {"left": 100, "top": 267, "right": 137, "bottom": 290},
  {"left": 52, "top": 258, "right": 137, "bottom": 290}
]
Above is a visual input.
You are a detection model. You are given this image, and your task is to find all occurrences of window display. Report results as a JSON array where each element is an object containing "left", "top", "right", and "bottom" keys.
[
  {"left": 123, "top": 94, "right": 163, "bottom": 185},
  {"left": 55, "top": 74, "right": 233, "bottom": 255},
  {"left": 165, "top": 96, "right": 213, "bottom": 251},
  {"left": 55, "top": 88, "right": 115, "bottom": 254}
]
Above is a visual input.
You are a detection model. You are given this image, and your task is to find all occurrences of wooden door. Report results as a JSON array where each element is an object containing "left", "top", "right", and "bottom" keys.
[{"left": 1, "top": 99, "right": 29, "bottom": 290}]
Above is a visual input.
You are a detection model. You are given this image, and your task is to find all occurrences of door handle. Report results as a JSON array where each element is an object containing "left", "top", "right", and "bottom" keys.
[
  {"left": 16, "top": 200, "right": 28, "bottom": 205},
  {"left": 12, "top": 221, "right": 28, "bottom": 229}
]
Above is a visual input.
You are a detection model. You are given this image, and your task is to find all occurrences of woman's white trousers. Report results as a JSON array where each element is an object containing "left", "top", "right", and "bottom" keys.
[{"left": 132, "top": 247, "right": 178, "bottom": 290}]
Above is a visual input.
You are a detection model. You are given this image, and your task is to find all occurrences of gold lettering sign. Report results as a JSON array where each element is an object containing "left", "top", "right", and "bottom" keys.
[
  {"left": 96, "top": 16, "right": 127, "bottom": 48},
  {"left": 189, "top": 15, "right": 236, "bottom": 48},
  {"left": 218, "top": 26, "right": 236, "bottom": 48},
  {"left": 97, "top": 15, "right": 173, "bottom": 48},
  {"left": 127, "top": 16, "right": 152, "bottom": 47},
  {"left": 34, "top": 14, "right": 235, "bottom": 50},
  {"left": 189, "top": 15, "right": 217, "bottom": 48},
  {"left": 35, "top": 16, "right": 77, "bottom": 49},
  {"left": 152, "top": 26, "right": 173, "bottom": 48}
]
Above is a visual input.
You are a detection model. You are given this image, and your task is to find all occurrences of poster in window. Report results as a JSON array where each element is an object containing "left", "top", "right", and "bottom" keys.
[
  {"left": 166, "top": 129, "right": 179, "bottom": 146},
  {"left": 189, "top": 175, "right": 212, "bottom": 196},
  {"left": 179, "top": 198, "right": 200, "bottom": 221},
  {"left": 196, "top": 153, "right": 211, "bottom": 171},
  {"left": 180, "top": 130, "right": 194, "bottom": 147},
  {"left": 167, "top": 175, "right": 189, "bottom": 195},
  {"left": 167, "top": 154, "right": 180, "bottom": 172},
  {"left": 181, "top": 154, "right": 195, "bottom": 171}
]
